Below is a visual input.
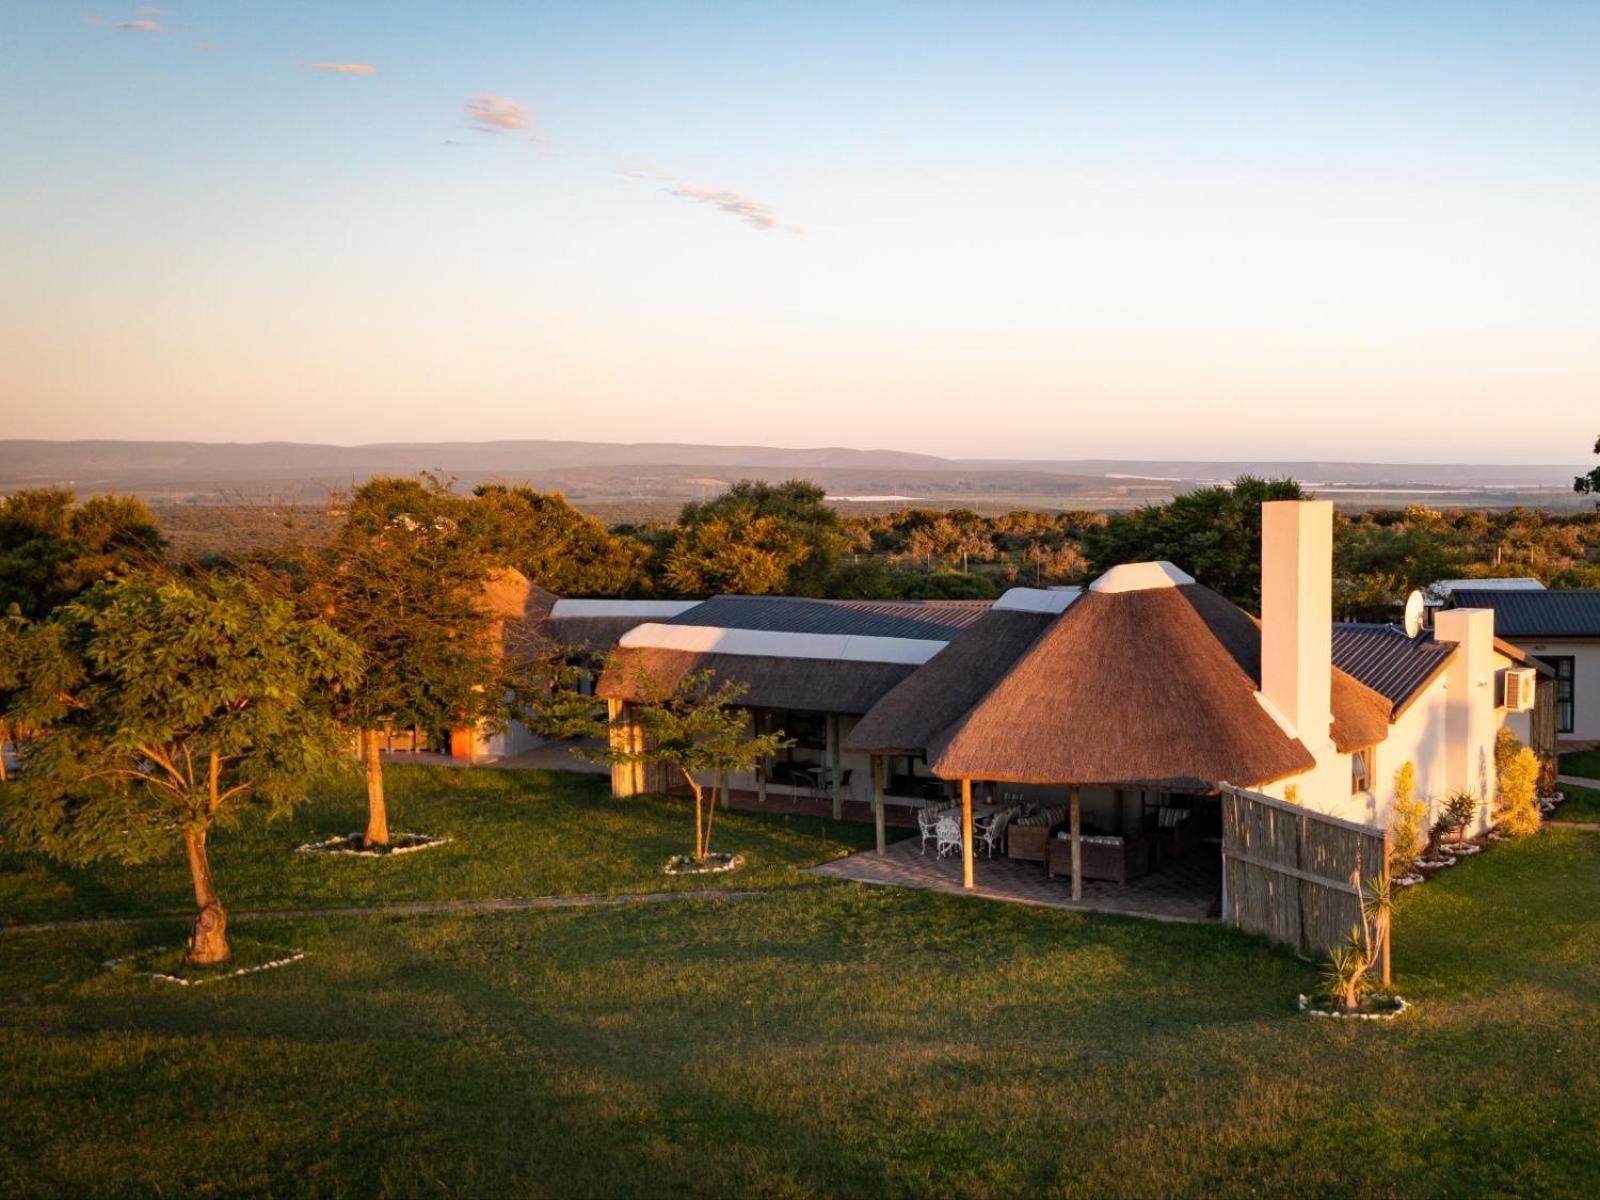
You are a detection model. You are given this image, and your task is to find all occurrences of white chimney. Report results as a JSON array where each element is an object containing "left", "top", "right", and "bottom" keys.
[{"left": 1260, "top": 500, "right": 1334, "bottom": 749}]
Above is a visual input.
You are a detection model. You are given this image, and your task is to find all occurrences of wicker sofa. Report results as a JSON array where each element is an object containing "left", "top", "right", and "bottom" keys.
[
  {"left": 1006, "top": 806, "right": 1067, "bottom": 863},
  {"left": 1047, "top": 831, "right": 1152, "bottom": 885}
]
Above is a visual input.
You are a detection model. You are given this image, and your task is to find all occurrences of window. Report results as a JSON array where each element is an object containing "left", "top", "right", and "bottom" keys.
[
  {"left": 1546, "top": 656, "right": 1575, "bottom": 734},
  {"left": 1351, "top": 746, "right": 1374, "bottom": 795}
]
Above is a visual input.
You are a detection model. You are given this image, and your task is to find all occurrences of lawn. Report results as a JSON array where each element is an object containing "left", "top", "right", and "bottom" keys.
[
  {"left": 2, "top": 771, "right": 1599, "bottom": 1197},
  {"left": 0, "top": 765, "right": 875, "bottom": 926},
  {"left": 1552, "top": 783, "right": 1600, "bottom": 824},
  {"left": 1559, "top": 748, "right": 1600, "bottom": 781}
]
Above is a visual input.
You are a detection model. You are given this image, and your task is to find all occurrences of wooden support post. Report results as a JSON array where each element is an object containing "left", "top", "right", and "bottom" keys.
[
  {"left": 1069, "top": 785, "right": 1082, "bottom": 901},
  {"left": 871, "top": 755, "right": 886, "bottom": 854},
  {"left": 961, "top": 777, "right": 975, "bottom": 890},
  {"left": 754, "top": 710, "right": 768, "bottom": 806},
  {"left": 827, "top": 713, "right": 842, "bottom": 820}
]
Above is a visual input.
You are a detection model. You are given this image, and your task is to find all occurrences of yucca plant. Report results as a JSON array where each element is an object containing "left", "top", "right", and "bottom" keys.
[
  {"left": 1443, "top": 791, "right": 1479, "bottom": 846},
  {"left": 1320, "top": 871, "right": 1393, "bottom": 1013}
]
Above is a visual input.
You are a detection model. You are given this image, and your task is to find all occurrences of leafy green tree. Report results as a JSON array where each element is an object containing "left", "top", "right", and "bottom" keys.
[
  {"left": 0, "top": 488, "right": 166, "bottom": 617},
  {"left": 303, "top": 475, "right": 509, "bottom": 848},
  {"left": 542, "top": 669, "right": 789, "bottom": 864},
  {"left": 1575, "top": 435, "right": 1600, "bottom": 502},
  {"left": 1, "top": 574, "right": 359, "bottom": 963},
  {"left": 1081, "top": 476, "right": 1305, "bottom": 609},
  {"left": 665, "top": 480, "right": 844, "bottom": 596},
  {"left": 472, "top": 484, "right": 651, "bottom": 596}
]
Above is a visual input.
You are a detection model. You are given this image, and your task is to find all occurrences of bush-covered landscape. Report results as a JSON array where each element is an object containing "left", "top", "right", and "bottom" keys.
[{"left": 2, "top": 765, "right": 1598, "bottom": 1198}]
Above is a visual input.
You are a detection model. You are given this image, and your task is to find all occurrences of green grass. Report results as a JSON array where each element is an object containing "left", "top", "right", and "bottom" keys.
[
  {"left": 3, "top": 773, "right": 1599, "bottom": 1197},
  {"left": 1559, "top": 748, "right": 1600, "bottom": 780},
  {"left": 1552, "top": 783, "right": 1600, "bottom": 824},
  {"left": 0, "top": 765, "right": 876, "bottom": 926}
]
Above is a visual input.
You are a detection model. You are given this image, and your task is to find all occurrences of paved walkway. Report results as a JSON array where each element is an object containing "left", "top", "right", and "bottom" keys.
[
  {"left": 809, "top": 838, "right": 1219, "bottom": 923},
  {"left": 0, "top": 889, "right": 761, "bottom": 936},
  {"left": 1558, "top": 775, "right": 1600, "bottom": 791}
]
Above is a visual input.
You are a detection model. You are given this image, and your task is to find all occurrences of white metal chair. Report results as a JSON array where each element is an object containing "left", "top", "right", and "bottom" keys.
[
  {"left": 975, "top": 808, "right": 1016, "bottom": 858},
  {"left": 916, "top": 806, "right": 943, "bottom": 855},
  {"left": 935, "top": 814, "right": 962, "bottom": 858}
]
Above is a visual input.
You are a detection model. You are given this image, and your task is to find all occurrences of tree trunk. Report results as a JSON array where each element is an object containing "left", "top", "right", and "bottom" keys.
[
  {"left": 183, "top": 826, "right": 230, "bottom": 965},
  {"left": 0, "top": 721, "right": 8, "bottom": 782},
  {"left": 362, "top": 728, "right": 390, "bottom": 848},
  {"left": 688, "top": 777, "right": 705, "bottom": 862}
]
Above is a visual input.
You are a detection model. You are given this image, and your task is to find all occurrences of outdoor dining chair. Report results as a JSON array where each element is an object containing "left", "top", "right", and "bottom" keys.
[
  {"left": 916, "top": 806, "right": 942, "bottom": 855},
  {"left": 974, "top": 807, "right": 1015, "bottom": 858},
  {"left": 935, "top": 814, "right": 962, "bottom": 858}
]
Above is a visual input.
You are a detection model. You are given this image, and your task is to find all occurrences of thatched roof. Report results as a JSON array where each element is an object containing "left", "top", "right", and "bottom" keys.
[
  {"left": 538, "top": 615, "right": 648, "bottom": 654},
  {"left": 844, "top": 609, "right": 1056, "bottom": 754},
  {"left": 598, "top": 646, "right": 915, "bottom": 714},
  {"left": 928, "top": 583, "right": 1332, "bottom": 789}
]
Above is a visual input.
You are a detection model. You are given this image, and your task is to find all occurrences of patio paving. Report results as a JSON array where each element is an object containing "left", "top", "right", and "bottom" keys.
[{"left": 810, "top": 836, "right": 1221, "bottom": 923}]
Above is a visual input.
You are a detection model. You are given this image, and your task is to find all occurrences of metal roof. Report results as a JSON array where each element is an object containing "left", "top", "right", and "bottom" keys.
[
  {"left": 1331, "top": 624, "right": 1456, "bottom": 714},
  {"left": 663, "top": 595, "right": 990, "bottom": 642},
  {"left": 1450, "top": 589, "right": 1600, "bottom": 638}
]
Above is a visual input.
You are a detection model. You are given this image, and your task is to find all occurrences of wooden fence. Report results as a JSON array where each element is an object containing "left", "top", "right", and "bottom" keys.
[{"left": 1220, "top": 784, "right": 1390, "bottom": 978}]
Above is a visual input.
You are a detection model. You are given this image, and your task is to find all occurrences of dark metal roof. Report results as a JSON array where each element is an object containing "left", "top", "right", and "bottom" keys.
[
  {"left": 664, "top": 595, "right": 990, "bottom": 642},
  {"left": 1450, "top": 589, "right": 1600, "bottom": 638},
  {"left": 1331, "top": 624, "right": 1456, "bottom": 714}
]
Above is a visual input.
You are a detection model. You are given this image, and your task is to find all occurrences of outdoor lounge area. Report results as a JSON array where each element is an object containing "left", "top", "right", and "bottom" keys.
[{"left": 810, "top": 817, "right": 1221, "bottom": 922}]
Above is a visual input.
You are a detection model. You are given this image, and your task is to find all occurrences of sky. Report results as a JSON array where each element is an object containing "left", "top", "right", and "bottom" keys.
[{"left": 1, "top": 2, "right": 1595, "bottom": 463}]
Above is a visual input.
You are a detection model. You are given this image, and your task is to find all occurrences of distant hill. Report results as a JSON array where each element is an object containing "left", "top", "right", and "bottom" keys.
[{"left": 0, "top": 439, "right": 1585, "bottom": 514}]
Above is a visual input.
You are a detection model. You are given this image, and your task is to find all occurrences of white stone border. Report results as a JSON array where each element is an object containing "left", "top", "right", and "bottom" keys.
[
  {"left": 664, "top": 852, "right": 744, "bottom": 876},
  {"left": 294, "top": 832, "right": 452, "bottom": 858},
  {"left": 1298, "top": 993, "right": 1410, "bottom": 1021},
  {"left": 105, "top": 945, "right": 307, "bottom": 987},
  {"left": 1440, "top": 843, "right": 1481, "bottom": 857}
]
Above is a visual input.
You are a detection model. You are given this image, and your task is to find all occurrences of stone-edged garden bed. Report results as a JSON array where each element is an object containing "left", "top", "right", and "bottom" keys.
[
  {"left": 295, "top": 832, "right": 452, "bottom": 858},
  {"left": 1298, "top": 992, "right": 1410, "bottom": 1021},
  {"left": 664, "top": 852, "right": 744, "bottom": 876},
  {"left": 106, "top": 941, "right": 307, "bottom": 987}
]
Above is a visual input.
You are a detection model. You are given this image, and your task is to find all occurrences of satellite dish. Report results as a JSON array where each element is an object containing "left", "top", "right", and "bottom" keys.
[{"left": 1403, "top": 589, "right": 1425, "bottom": 638}]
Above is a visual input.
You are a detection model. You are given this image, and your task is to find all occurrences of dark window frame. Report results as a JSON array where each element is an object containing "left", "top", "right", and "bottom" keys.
[{"left": 1545, "top": 656, "right": 1576, "bottom": 734}]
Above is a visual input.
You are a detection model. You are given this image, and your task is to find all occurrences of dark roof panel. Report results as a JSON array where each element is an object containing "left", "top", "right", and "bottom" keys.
[
  {"left": 665, "top": 595, "right": 989, "bottom": 641},
  {"left": 1450, "top": 590, "right": 1600, "bottom": 638},
  {"left": 1331, "top": 624, "right": 1456, "bottom": 714}
]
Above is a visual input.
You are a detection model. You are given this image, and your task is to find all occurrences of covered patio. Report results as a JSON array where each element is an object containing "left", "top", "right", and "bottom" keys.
[{"left": 809, "top": 834, "right": 1219, "bottom": 922}]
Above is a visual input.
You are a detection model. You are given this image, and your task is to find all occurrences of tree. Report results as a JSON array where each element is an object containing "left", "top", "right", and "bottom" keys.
[
  {"left": 472, "top": 484, "right": 651, "bottom": 596},
  {"left": 1575, "top": 435, "right": 1600, "bottom": 503},
  {"left": 0, "top": 488, "right": 166, "bottom": 618},
  {"left": 1, "top": 574, "right": 359, "bottom": 963},
  {"left": 1493, "top": 730, "right": 1542, "bottom": 837},
  {"left": 665, "top": 480, "right": 845, "bottom": 596},
  {"left": 299, "top": 475, "right": 507, "bottom": 848},
  {"left": 543, "top": 669, "right": 789, "bottom": 864},
  {"left": 1081, "top": 476, "right": 1305, "bottom": 609}
]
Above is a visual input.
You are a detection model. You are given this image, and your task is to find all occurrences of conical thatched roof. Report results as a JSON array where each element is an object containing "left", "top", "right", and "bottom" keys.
[
  {"left": 844, "top": 609, "right": 1057, "bottom": 755},
  {"left": 927, "top": 582, "right": 1377, "bottom": 789}
]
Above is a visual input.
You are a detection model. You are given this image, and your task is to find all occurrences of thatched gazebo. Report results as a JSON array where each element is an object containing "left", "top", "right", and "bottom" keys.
[{"left": 917, "top": 564, "right": 1388, "bottom": 898}]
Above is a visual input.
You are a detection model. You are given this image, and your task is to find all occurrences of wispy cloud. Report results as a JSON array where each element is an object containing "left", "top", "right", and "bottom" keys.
[
  {"left": 665, "top": 183, "right": 784, "bottom": 232},
  {"left": 115, "top": 18, "right": 161, "bottom": 32},
  {"left": 465, "top": 95, "right": 530, "bottom": 132},
  {"left": 311, "top": 62, "right": 377, "bottom": 75},
  {"left": 137, "top": 6, "right": 167, "bottom": 14}
]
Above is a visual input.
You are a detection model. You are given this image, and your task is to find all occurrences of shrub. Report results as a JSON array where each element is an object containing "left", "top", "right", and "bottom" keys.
[
  {"left": 1494, "top": 733, "right": 1542, "bottom": 837},
  {"left": 1388, "top": 761, "right": 1427, "bottom": 875},
  {"left": 1320, "top": 873, "right": 1393, "bottom": 1013},
  {"left": 1437, "top": 791, "right": 1480, "bottom": 846}
]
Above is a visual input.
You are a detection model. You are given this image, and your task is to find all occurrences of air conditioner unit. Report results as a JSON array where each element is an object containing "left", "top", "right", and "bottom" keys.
[{"left": 1500, "top": 667, "right": 1536, "bottom": 712}]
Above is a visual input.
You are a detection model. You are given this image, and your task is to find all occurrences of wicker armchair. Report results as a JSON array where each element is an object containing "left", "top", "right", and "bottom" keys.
[
  {"left": 1006, "top": 806, "right": 1066, "bottom": 863},
  {"left": 1047, "top": 832, "right": 1151, "bottom": 884}
]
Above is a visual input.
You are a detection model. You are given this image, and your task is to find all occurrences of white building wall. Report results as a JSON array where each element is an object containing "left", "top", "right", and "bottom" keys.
[{"left": 1503, "top": 638, "right": 1600, "bottom": 741}]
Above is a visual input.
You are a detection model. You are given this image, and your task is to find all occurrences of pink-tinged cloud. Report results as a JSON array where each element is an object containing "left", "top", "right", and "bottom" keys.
[
  {"left": 465, "top": 96, "right": 530, "bottom": 132},
  {"left": 115, "top": 19, "right": 161, "bottom": 32},
  {"left": 312, "top": 63, "right": 378, "bottom": 75},
  {"left": 665, "top": 183, "right": 780, "bottom": 231}
]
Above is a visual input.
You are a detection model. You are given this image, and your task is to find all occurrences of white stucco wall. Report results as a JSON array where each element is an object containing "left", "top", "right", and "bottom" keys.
[{"left": 1503, "top": 638, "right": 1599, "bottom": 741}]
